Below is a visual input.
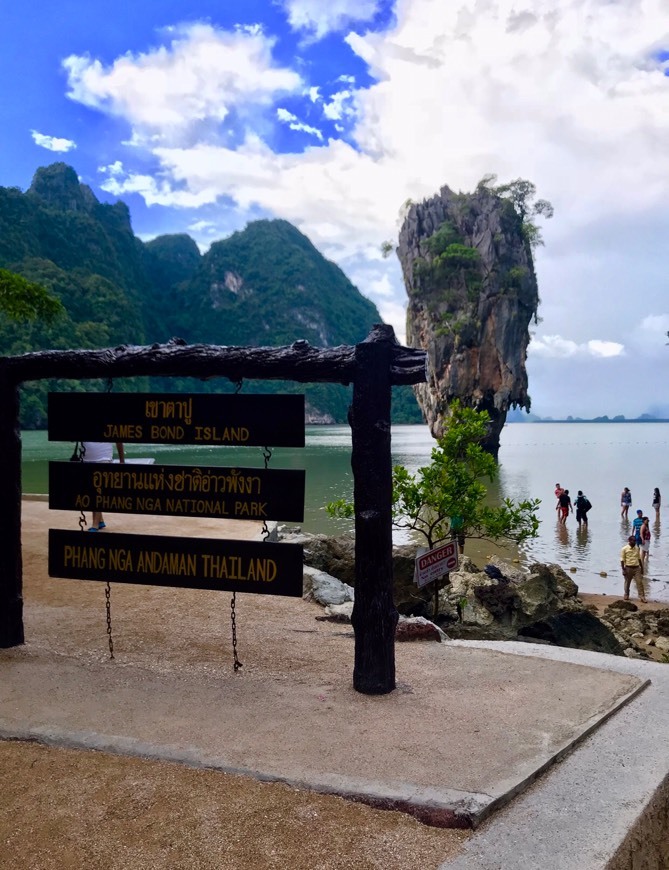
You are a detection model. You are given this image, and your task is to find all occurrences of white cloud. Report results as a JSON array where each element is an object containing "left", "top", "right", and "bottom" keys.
[
  {"left": 322, "top": 89, "right": 354, "bottom": 121},
  {"left": 188, "top": 219, "right": 217, "bottom": 234},
  {"left": 281, "top": 0, "right": 381, "bottom": 39},
  {"left": 63, "top": 23, "right": 302, "bottom": 146},
  {"left": 587, "top": 340, "right": 626, "bottom": 359},
  {"left": 529, "top": 336, "right": 625, "bottom": 359},
  {"left": 276, "top": 107, "right": 323, "bottom": 139},
  {"left": 98, "top": 160, "right": 124, "bottom": 176},
  {"left": 31, "top": 131, "right": 76, "bottom": 152},
  {"left": 64, "top": 0, "right": 669, "bottom": 413}
]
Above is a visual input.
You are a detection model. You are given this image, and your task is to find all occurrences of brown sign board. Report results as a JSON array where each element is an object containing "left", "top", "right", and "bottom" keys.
[
  {"left": 47, "top": 392, "right": 305, "bottom": 447},
  {"left": 49, "top": 530, "right": 304, "bottom": 597},
  {"left": 48, "top": 462, "right": 305, "bottom": 522}
]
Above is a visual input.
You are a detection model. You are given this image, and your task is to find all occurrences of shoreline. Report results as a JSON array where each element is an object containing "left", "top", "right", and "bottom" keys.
[{"left": 15, "top": 497, "right": 667, "bottom": 607}]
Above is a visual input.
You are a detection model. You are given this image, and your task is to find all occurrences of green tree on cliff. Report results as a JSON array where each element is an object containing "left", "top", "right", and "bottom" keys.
[
  {"left": 328, "top": 401, "right": 540, "bottom": 550},
  {"left": 477, "top": 174, "right": 554, "bottom": 249}
]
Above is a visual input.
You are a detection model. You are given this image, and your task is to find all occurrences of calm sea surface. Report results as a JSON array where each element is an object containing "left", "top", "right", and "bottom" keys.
[{"left": 21, "top": 422, "right": 669, "bottom": 601}]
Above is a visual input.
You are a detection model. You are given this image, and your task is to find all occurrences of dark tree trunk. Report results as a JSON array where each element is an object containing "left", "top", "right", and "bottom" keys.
[
  {"left": 350, "top": 326, "right": 399, "bottom": 694},
  {"left": 0, "top": 375, "right": 23, "bottom": 647}
]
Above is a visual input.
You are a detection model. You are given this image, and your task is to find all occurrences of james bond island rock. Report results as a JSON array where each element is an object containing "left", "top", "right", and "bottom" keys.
[{"left": 398, "top": 182, "right": 541, "bottom": 457}]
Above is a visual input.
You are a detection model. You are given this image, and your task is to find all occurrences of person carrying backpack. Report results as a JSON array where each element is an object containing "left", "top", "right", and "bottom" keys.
[{"left": 575, "top": 490, "right": 592, "bottom": 527}]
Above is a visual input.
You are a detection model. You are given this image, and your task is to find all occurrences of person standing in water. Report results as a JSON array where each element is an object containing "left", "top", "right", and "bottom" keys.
[
  {"left": 575, "top": 491, "right": 591, "bottom": 528},
  {"left": 620, "top": 487, "right": 632, "bottom": 519},
  {"left": 639, "top": 517, "right": 651, "bottom": 570},
  {"left": 554, "top": 483, "right": 564, "bottom": 510},
  {"left": 557, "top": 489, "right": 572, "bottom": 524},
  {"left": 652, "top": 488, "right": 661, "bottom": 518}
]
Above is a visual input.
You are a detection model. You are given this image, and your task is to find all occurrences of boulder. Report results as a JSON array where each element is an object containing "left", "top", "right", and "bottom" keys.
[
  {"left": 443, "top": 558, "right": 578, "bottom": 631},
  {"left": 513, "top": 571, "right": 559, "bottom": 621},
  {"left": 396, "top": 617, "right": 447, "bottom": 643},
  {"left": 286, "top": 533, "right": 357, "bottom": 584},
  {"left": 654, "top": 636, "right": 669, "bottom": 653},
  {"left": 486, "top": 555, "right": 528, "bottom": 583},
  {"left": 471, "top": 576, "right": 520, "bottom": 624},
  {"left": 518, "top": 611, "right": 624, "bottom": 656},
  {"left": 528, "top": 562, "right": 579, "bottom": 598},
  {"left": 302, "top": 567, "right": 354, "bottom": 607}
]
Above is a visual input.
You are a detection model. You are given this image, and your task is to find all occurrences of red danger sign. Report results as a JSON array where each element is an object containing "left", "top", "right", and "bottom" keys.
[{"left": 415, "top": 541, "right": 459, "bottom": 588}]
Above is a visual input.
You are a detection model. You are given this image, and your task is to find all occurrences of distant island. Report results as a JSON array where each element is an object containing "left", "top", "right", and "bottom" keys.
[{"left": 507, "top": 410, "right": 669, "bottom": 424}]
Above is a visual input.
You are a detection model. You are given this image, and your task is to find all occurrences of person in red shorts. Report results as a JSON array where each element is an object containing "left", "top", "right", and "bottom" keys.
[
  {"left": 554, "top": 483, "right": 564, "bottom": 508},
  {"left": 557, "top": 489, "right": 572, "bottom": 524}
]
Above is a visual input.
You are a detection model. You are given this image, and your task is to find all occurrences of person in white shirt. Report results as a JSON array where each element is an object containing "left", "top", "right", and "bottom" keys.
[{"left": 82, "top": 441, "right": 124, "bottom": 531}]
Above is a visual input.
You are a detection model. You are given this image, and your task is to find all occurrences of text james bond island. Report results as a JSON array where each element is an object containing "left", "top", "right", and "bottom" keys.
[{"left": 48, "top": 393, "right": 306, "bottom": 447}]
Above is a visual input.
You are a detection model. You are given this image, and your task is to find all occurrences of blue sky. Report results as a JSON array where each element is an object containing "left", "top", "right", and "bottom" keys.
[{"left": 2, "top": 0, "right": 669, "bottom": 417}]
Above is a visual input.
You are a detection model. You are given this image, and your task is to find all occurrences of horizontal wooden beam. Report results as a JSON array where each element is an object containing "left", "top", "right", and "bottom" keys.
[{"left": 0, "top": 325, "right": 427, "bottom": 388}]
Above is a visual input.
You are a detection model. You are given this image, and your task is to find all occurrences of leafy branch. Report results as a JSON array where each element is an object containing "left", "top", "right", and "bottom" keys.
[{"left": 328, "top": 401, "right": 540, "bottom": 551}]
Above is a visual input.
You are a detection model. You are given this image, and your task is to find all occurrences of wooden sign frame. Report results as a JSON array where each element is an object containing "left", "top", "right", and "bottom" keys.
[{"left": 0, "top": 325, "right": 427, "bottom": 694}]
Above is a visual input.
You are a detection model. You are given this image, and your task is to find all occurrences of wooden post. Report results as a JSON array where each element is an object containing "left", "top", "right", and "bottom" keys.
[
  {"left": 0, "top": 371, "right": 24, "bottom": 647},
  {"left": 350, "top": 325, "right": 398, "bottom": 694}
]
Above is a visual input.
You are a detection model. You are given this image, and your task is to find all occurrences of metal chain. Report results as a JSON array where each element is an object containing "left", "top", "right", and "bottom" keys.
[
  {"left": 104, "top": 377, "right": 115, "bottom": 659},
  {"left": 228, "top": 377, "right": 244, "bottom": 672},
  {"left": 105, "top": 581, "right": 115, "bottom": 659},
  {"left": 230, "top": 593, "right": 242, "bottom": 671},
  {"left": 261, "top": 446, "right": 272, "bottom": 541},
  {"left": 75, "top": 442, "right": 87, "bottom": 530}
]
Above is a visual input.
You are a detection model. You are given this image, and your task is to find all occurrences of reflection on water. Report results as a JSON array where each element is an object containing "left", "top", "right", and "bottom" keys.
[{"left": 20, "top": 422, "right": 669, "bottom": 601}]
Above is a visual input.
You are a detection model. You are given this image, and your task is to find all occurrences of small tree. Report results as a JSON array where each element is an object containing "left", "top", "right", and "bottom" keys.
[
  {"left": 328, "top": 400, "right": 540, "bottom": 551},
  {"left": 477, "top": 174, "right": 553, "bottom": 249},
  {"left": 0, "top": 268, "right": 63, "bottom": 323}
]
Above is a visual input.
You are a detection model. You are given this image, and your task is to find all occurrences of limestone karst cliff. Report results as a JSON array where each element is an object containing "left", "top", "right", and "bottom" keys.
[{"left": 397, "top": 183, "right": 541, "bottom": 456}]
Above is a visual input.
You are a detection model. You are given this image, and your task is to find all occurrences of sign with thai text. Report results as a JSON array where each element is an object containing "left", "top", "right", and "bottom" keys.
[
  {"left": 48, "top": 462, "right": 305, "bottom": 522},
  {"left": 415, "top": 540, "right": 458, "bottom": 588},
  {"left": 48, "top": 530, "right": 304, "bottom": 597},
  {"left": 47, "top": 392, "right": 305, "bottom": 447}
]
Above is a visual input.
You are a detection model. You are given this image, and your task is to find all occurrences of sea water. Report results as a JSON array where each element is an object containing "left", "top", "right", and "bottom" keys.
[{"left": 21, "top": 422, "right": 669, "bottom": 600}]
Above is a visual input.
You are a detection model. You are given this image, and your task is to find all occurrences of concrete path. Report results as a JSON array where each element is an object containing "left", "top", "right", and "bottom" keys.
[{"left": 440, "top": 642, "right": 669, "bottom": 869}]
